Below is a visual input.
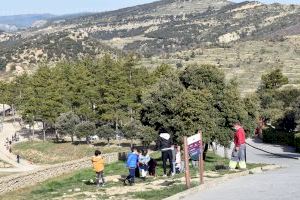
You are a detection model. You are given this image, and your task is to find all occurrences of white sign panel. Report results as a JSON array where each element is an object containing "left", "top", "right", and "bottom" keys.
[{"left": 187, "top": 134, "right": 201, "bottom": 145}]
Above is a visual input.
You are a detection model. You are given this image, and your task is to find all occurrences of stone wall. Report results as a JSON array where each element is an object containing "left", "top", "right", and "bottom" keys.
[{"left": 0, "top": 152, "right": 126, "bottom": 194}]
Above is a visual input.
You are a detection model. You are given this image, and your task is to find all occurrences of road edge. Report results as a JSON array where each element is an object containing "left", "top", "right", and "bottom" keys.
[{"left": 163, "top": 164, "right": 281, "bottom": 200}]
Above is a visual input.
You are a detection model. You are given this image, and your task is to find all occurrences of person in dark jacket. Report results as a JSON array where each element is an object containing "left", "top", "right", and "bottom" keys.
[
  {"left": 156, "top": 128, "right": 174, "bottom": 176},
  {"left": 148, "top": 158, "right": 157, "bottom": 176},
  {"left": 124, "top": 147, "right": 139, "bottom": 185}
]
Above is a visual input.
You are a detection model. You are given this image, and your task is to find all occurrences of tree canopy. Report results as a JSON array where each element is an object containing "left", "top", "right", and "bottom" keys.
[
  {"left": 141, "top": 64, "right": 258, "bottom": 146},
  {"left": 2, "top": 57, "right": 260, "bottom": 146},
  {"left": 257, "top": 69, "right": 300, "bottom": 132}
]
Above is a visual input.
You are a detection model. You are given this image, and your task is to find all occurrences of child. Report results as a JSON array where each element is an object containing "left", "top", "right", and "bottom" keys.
[
  {"left": 148, "top": 158, "right": 157, "bottom": 176},
  {"left": 91, "top": 150, "right": 105, "bottom": 187},
  {"left": 124, "top": 147, "right": 139, "bottom": 186},
  {"left": 171, "top": 145, "right": 176, "bottom": 176},
  {"left": 135, "top": 149, "right": 141, "bottom": 178},
  {"left": 180, "top": 148, "right": 185, "bottom": 173},
  {"left": 175, "top": 146, "right": 182, "bottom": 173},
  {"left": 139, "top": 149, "right": 150, "bottom": 179}
]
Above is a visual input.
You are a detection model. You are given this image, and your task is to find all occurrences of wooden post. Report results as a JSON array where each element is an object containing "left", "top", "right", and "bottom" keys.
[
  {"left": 183, "top": 136, "right": 191, "bottom": 189},
  {"left": 198, "top": 130, "right": 204, "bottom": 184},
  {"left": 0, "top": 104, "right": 5, "bottom": 132}
]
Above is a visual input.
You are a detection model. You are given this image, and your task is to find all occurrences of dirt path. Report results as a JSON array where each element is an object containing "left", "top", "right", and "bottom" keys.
[{"left": 0, "top": 117, "right": 39, "bottom": 172}]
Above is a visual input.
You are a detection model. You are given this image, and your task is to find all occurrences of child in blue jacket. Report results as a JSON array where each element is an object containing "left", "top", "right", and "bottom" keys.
[{"left": 124, "top": 147, "right": 139, "bottom": 186}]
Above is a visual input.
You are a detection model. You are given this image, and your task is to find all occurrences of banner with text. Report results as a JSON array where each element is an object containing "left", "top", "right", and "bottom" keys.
[{"left": 187, "top": 134, "right": 202, "bottom": 161}]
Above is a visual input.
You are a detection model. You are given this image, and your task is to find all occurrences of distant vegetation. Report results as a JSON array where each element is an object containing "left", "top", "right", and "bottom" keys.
[
  {"left": 0, "top": 0, "right": 299, "bottom": 150},
  {"left": 0, "top": 31, "right": 119, "bottom": 71},
  {"left": 0, "top": 55, "right": 258, "bottom": 147},
  {"left": 257, "top": 69, "right": 300, "bottom": 148}
]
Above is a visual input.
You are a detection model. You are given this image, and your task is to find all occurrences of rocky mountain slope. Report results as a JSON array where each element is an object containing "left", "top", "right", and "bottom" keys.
[{"left": 0, "top": 0, "right": 299, "bottom": 93}]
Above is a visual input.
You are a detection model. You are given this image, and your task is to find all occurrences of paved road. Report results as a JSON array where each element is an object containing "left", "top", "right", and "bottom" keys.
[
  {"left": 185, "top": 138, "right": 300, "bottom": 200},
  {"left": 0, "top": 117, "right": 39, "bottom": 172}
]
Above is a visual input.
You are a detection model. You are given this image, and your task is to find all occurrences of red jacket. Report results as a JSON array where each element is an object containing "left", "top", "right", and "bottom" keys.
[{"left": 234, "top": 127, "right": 245, "bottom": 147}]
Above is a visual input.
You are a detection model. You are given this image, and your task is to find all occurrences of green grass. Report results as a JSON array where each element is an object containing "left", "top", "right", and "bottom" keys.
[
  {"left": 130, "top": 182, "right": 198, "bottom": 200},
  {"left": 1, "top": 161, "right": 127, "bottom": 200},
  {"left": 1, "top": 151, "right": 264, "bottom": 200},
  {"left": 12, "top": 141, "right": 130, "bottom": 164}
]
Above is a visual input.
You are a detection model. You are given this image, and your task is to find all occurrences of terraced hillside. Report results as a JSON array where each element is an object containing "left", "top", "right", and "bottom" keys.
[
  {"left": 140, "top": 35, "right": 300, "bottom": 94},
  {"left": 0, "top": 0, "right": 299, "bottom": 93}
]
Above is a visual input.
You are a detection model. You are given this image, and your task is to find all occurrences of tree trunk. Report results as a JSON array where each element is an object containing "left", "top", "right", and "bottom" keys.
[
  {"left": 43, "top": 129, "right": 46, "bottom": 142},
  {"left": 12, "top": 104, "right": 15, "bottom": 123},
  {"left": 55, "top": 129, "right": 59, "bottom": 143},
  {"left": 115, "top": 119, "right": 119, "bottom": 146},
  {"left": 2, "top": 104, "right": 5, "bottom": 118},
  {"left": 29, "top": 125, "right": 32, "bottom": 141},
  {"left": 32, "top": 123, "right": 35, "bottom": 141},
  {"left": 108, "top": 138, "right": 110, "bottom": 146},
  {"left": 115, "top": 119, "right": 119, "bottom": 132},
  {"left": 1, "top": 104, "right": 5, "bottom": 132},
  {"left": 71, "top": 132, "right": 74, "bottom": 143},
  {"left": 43, "top": 122, "right": 46, "bottom": 142},
  {"left": 130, "top": 108, "right": 133, "bottom": 122},
  {"left": 20, "top": 117, "right": 24, "bottom": 128},
  {"left": 224, "top": 147, "right": 228, "bottom": 159},
  {"left": 212, "top": 142, "right": 216, "bottom": 154}
]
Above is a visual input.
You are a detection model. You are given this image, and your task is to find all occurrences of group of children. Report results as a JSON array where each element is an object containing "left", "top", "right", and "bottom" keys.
[
  {"left": 123, "top": 147, "right": 159, "bottom": 185},
  {"left": 91, "top": 145, "right": 182, "bottom": 187}
]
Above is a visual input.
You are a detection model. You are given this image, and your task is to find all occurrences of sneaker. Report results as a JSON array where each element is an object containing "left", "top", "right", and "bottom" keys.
[
  {"left": 101, "top": 183, "right": 106, "bottom": 187},
  {"left": 163, "top": 174, "right": 167, "bottom": 177},
  {"left": 171, "top": 172, "right": 175, "bottom": 176}
]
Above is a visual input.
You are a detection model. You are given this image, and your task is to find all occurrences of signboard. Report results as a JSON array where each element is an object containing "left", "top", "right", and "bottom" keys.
[
  {"left": 187, "top": 134, "right": 202, "bottom": 161},
  {"left": 183, "top": 130, "right": 204, "bottom": 188}
]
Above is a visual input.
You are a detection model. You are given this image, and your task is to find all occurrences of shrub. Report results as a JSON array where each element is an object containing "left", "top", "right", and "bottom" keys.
[
  {"left": 262, "top": 128, "right": 295, "bottom": 146},
  {"left": 294, "top": 133, "right": 300, "bottom": 153},
  {"left": 176, "top": 62, "right": 183, "bottom": 68}
]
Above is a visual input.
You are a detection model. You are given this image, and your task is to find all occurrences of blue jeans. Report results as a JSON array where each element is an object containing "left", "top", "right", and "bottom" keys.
[
  {"left": 96, "top": 171, "right": 105, "bottom": 185},
  {"left": 126, "top": 167, "right": 136, "bottom": 183},
  {"left": 172, "top": 161, "right": 176, "bottom": 174},
  {"left": 231, "top": 144, "right": 246, "bottom": 162}
]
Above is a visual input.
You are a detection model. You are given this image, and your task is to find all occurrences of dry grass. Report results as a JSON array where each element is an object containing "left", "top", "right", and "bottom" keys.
[
  {"left": 12, "top": 140, "right": 131, "bottom": 165},
  {"left": 140, "top": 37, "right": 300, "bottom": 95}
]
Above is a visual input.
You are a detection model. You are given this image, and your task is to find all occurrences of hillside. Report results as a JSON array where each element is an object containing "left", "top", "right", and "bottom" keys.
[
  {"left": 0, "top": 0, "right": 299, "bottom": 92},
  {"left": 0, "top": 31, "right": 120, "bottom": 77},
  {"left": 0, "top": 14, "right": 55, "bottom": 32}
]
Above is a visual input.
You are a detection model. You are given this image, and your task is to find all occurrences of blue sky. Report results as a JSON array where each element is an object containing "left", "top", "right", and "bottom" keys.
[{"left": 0, "top": 0, "right": 299, "bottom": 16}]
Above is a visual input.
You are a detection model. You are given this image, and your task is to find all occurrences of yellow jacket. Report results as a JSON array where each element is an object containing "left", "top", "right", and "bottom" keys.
[{"left": 91, "top": 156, "right": 105, "bottom": 172}]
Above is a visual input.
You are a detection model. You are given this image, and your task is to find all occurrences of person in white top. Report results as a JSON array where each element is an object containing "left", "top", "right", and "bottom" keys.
[
  {"left": 175, "top": 146, "right": 182, "bottom": 173},
  {"left": 138, "top": 149, "right": 150, "bottom": 179}
]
